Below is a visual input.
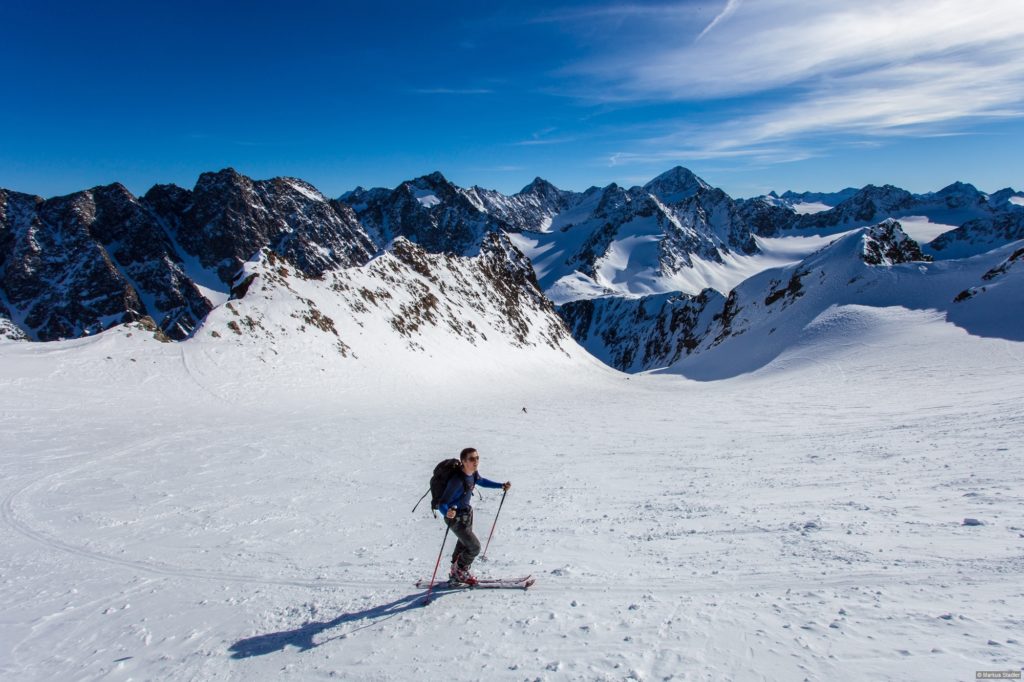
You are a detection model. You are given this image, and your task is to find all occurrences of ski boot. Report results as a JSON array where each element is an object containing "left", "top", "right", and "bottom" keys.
[{"left": 448, "top": 564, "right": 478, "bottom": 586}]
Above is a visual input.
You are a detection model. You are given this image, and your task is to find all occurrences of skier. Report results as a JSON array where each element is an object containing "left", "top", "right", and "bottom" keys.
[{"left": 437, "top": 447, "right": 511, "bottom": 585}]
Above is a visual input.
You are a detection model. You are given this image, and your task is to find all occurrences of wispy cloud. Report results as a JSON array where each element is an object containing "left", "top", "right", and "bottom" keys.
[
  {"left": 695, "top": 0, "right": 741, "bottom": 41},
  {"left": 511, "top": 126, "right": 577, "bottom": 146},
  {"left": 559, "top": 0, "right": 1024, "bottom": 163}
]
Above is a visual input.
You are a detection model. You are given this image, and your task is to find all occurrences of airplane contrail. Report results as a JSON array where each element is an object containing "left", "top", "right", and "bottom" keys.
[{"left": 697, "top": 0, "right": 743, "bottom": 41}]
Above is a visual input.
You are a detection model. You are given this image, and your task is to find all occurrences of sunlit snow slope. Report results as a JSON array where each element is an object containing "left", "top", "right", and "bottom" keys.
[{"left": 2, "top": 296, "right": 1022, "bottom": 681}]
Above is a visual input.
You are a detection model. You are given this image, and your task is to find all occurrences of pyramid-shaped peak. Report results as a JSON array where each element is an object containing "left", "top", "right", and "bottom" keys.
[
  {"left": 935, "top": 181, "right": 980, "bottom": 196},
  {"left": 413, "top": 170, "right": 452, "bottom": 188},
  {"left": 643, "top": 166, "right": 711, "bottom": 201},
  {"left": 519, "top": 176, "right": 560, "bottom": 195}
]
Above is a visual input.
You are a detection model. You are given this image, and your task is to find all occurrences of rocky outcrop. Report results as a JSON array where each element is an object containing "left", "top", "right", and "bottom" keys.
[
  {"left": 471, "top": 177, "right": 578, "bottom": 233},
  {"left": 793, "top": 185, "right": 916, "bottom": 230},
  {"left": 0, "top": 186, "right": 210, "bottom": 340},
  {"left": 340, "top": 171, "right": 507, "bottom": 256},
  {"left": 929, "top": 212, "right": 1024, "bottom": 258},
  {"left": 642, "top": 166, "right": 760, "bottom": 257},
  {"left": 1, "top": 169, "right": 379, "bottom": 341},
  {"left": 558, "top": 289, "right": 724, "bottom": 372},
  {"left": 861, "top": 219, "right": 930, "bottom": 265},
  {"left": 148, "top": 169, "right": 376, "bottom": 283}
]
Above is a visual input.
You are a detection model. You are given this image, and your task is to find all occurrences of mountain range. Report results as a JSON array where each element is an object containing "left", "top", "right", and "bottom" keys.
[{"left": 1, "top": 167, "right": 1021, "bottom": 374}]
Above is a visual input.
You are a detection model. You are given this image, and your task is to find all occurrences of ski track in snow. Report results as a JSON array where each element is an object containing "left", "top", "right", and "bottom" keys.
[{"left": 2, "top": 316, "right": 1024, "bottom": 681}]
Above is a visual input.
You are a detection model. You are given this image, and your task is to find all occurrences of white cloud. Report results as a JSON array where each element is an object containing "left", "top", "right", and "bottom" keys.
[{"left": 563, "top": 0, "right": 1024, "bottom": 158}]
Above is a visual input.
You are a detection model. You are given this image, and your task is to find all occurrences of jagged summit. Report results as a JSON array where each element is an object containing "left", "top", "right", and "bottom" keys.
[
  {"left": 861, "top": 218, "right": 930, "bottom": 265},
  {"left": 194, "top": 167, "right": 251, "bottom": 192},
  {"left": 519, "top": 176, "right": 558, "bottom": 195},
  {"left": 642, "top": 166, "right": 712, "bottom": 202},
  {"left": 404, "top": 170, "right": 453, "bottom": 192},
  {"left": 2, "top": 166, "right": 1022, "bottom": 361},
  {"left": 778, "top": 187, "right": 860, "bottom": 207},
  {"left": 934, "top": 181, "right": 980, "bottom": 196}
]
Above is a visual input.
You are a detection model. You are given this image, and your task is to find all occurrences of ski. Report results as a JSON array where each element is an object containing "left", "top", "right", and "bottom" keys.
[
  {"left": 472, "top": 574, "right": 532, "bottom": 585},
  {"left": 415, "top": 576, "right": 534, "bottom": 590}
]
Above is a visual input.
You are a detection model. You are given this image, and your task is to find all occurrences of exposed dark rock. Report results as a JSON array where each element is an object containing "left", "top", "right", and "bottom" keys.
[
  {"left": 711, "top": 290, "right": 742, "bottom": 347},
  {"left": 929, "top": 212, "right": 1024, "bottom": 256},
  {"left": 557, "top": 288, "right": 724, "bottom": 371},
  {"left": 340, "top": 171, "right": 506, "bottom": 256},
  {"left": 735, "top": 197, "right": 797, "bottom": 238},
  {"left": 860, "top": 219, "right": 930, "bottom": 265},
  {"left": 982, "top": 246, "right": 1024, "bottom": 281},
  {"left": 471, "top": 177, "right": 579, "bottom": 232},
  {"left": 1, "top": 187, "right": 146, "bottom": 340},
  {"left": 150, "top": 169, "right": 376, "bottom": 283},
  {"left": 794, "top": 185, "right": 916, "bottom": 230},
  {"left": 765, "top": 269, "right": 808, "bottom": 306},
  {"left": 0, "top": 169, "right": 384, "bottom": 342}
]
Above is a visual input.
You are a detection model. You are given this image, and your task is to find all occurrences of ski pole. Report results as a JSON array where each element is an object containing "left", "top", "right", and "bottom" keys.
[
  {"left": 481, "top": 489, "right": 507, "bottom": 560},
  {"left": 424, "top": 524, "right": 451, "bottom": 605},
  {"left": 411, "top": 488, "right": 430, "bottom": 513}
]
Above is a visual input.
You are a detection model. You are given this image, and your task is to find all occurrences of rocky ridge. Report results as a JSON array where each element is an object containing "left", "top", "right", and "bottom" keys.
[
  {"left": 555, "top": 220, "right": 977, "bottom": 373},
  {"left": 2, "top": 167, "right": 1021, "bottom": 377}
]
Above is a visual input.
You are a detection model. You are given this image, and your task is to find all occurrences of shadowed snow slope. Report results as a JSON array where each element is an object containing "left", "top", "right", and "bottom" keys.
[
  {"left": 2, "top": 288, "right": 1022, "bottom": 681},
  {"left": 558, "top": 220, "right": 1024, "bottom": 376},
  {"left": 664, "top": 225, "right": 1024, "bottom": 380}
]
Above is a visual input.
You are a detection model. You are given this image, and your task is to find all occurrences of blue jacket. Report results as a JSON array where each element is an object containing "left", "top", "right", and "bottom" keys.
[{"left": 437, "top": 471, "right": 503, "bottom": 517}]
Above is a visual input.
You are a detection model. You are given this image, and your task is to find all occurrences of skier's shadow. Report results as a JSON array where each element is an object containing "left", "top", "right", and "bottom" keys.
[{"left": 228, "top": 588, "right": 447, "bottom": 658}]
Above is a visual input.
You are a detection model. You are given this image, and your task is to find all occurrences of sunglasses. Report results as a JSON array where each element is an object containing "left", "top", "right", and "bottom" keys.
[{"left": 467, "top": 456, "right": 480, "bottom": 462}]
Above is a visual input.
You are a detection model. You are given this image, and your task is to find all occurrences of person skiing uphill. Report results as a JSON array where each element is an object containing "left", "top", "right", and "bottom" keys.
[{"left": 437, "top": 447, "right": 511, "bottom": 585}]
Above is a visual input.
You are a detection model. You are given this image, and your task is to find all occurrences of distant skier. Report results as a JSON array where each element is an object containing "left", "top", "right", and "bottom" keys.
[{"left": 437, "top": 447, "right": 511, "bottom": 585}]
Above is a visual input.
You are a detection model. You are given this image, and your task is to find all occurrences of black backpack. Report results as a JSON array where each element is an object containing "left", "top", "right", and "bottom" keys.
[
  {"left": 412, "top": 458, "right": 474, "bottom": 515},
  {"left": 429, "top": 458, "right": 465, "bottom": 511}
]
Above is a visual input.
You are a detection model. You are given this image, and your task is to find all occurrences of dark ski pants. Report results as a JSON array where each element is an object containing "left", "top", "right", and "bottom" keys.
[{"left": 446, "top": 509, "right": 480, "bottom": 570}]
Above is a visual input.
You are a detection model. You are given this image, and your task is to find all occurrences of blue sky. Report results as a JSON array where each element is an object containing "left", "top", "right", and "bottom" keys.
[{"left": 2, "top": 0, "right": 1022, "bottom": 199}]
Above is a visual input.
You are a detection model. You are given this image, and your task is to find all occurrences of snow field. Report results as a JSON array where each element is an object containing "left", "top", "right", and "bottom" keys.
[{"left": 1, "top": 308, "right": 1023, "bottom": 681}]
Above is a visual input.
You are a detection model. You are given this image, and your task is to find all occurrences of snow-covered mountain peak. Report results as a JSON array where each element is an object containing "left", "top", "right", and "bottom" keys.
[
  {"left": 922, "top": 181, "right": 987, "bottom": 210},
  {"left": 206, "top": 231, "right": 574, "bottom": 366},
  {"left": 988, "top": 187, "right": 1024, "bottom": 208},
  {"left": 934, "top": 181, "right": 980, "bottom": 197},
  {"left": 642, "top": 166, "right": 712, "bottom": 203},
  {"left": 400, "top": 171, "right": 457, "bottom": 201},
  {"left": 519, "top": 176, "right": 560, "bottom": 197},
  {"left": 849, "top": 184, "right": 916, "bottom": 211}
]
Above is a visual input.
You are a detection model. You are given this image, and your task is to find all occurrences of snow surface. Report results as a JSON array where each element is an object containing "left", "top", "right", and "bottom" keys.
[
  {"left": 894, "top": 215, "right": 960, "bottom": 244},
  {"left": 286, "top": 180, "right": 326, "bottom": 203},
  {"left": 791, "top": 201, "right": 831, "bottom": 215},
  {"left": 160, "top": 222, "right": 231, "bottom": 308},
  {"left": 413, "top": 189, "right": 442, "bottom": 208},
  {"left": 1010, "top": 196, "right": 1024, "bottom": 207},
  {"left": 2, "top": 295, "right": 1023, "bottom": 680},
  {"left": 510, "top": 230, "right": 842, "bottom": 303}
]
